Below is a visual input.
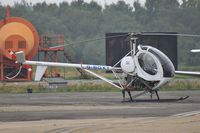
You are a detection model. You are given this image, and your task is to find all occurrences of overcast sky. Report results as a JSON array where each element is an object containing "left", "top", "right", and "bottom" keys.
[{"left": 0, "top": 0, "right": 146, "bottom": 7}]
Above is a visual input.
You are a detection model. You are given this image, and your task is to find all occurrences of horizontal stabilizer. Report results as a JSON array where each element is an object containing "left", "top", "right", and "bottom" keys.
[{"left": 35, "top": 66, "right": 47, "bottom": 81}]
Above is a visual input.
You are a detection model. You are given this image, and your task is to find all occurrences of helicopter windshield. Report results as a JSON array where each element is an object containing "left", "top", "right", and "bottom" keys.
[
  {"left": 138, "top": 53, "right": 158, "bottom": 75},
  {"left": 143, "top": 46, "right": 175, "bottom": 77}
]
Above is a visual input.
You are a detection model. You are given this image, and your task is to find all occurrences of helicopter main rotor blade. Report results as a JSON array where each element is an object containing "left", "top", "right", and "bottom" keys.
[
  {"left": 49, "top": 32, "right": 200, "bottom": 49},
  {"left": 191, "top": 49, "right": 200, "bottom": 53},
  {"left": 142, "top": 33, "right": 200, "bottom": 37},
  {"left": 50, "top": 34, "right": 129, "bottom": 49}
]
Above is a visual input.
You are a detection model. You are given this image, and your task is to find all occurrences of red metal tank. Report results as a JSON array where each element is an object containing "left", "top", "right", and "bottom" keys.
[
  {"left": 0, "top": 8, "right": 39, "bottom": 60},
  {"left": 0, "top": 6, "right": 39, "bottom": 81}
]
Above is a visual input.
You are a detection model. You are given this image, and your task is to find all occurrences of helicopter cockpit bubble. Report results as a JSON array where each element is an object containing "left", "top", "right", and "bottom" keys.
[{"left": 135, "top": 45, "right": 175, "bottom": 82}]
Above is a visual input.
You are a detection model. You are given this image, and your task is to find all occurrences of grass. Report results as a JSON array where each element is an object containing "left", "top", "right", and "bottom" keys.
[
  {"left": 0, "top": 78, "right": 200, "bottom": 93},
  {"left": 1, "top": 66, "right": 200, "bottom": 93},
  {"left": 58, "top": 84, "right": 118, "bottom": 92},
  {"left": 0, "top": 83, "right": 119, "bottom": 93},
  {"left": 161, "top": 79, "right": 200, "bottom": 91},
  {"left": 0, "top": 83, "right": 47, "bottom": 93}
]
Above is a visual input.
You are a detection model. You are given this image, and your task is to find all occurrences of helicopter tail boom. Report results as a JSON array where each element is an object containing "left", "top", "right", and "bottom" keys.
[{"left": 15, "top": 51, "right": 123, "bottom": 89}]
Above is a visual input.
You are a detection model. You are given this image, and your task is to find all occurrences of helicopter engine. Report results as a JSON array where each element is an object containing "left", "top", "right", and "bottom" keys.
[{"left": 120, "top": 45, "right": 175, "bottom": 91}]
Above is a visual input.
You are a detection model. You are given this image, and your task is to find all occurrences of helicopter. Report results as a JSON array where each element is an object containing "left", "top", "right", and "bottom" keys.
[{"left": 13, "top": 32, "right": 200, "bottom": 102}]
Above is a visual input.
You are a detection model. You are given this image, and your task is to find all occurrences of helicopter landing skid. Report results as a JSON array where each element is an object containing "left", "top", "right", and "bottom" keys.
[
  {"left": 121, "top": 95, "right": 190, "bottom": 103},
  {"left": 178, "top": 96, "right": 190, "bottom": 100},
  {"left": 121, "top": 90, "right": 148, "bottom": 102}
]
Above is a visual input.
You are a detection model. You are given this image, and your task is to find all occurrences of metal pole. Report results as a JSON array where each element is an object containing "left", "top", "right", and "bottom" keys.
[{"left": 129, "top": 33, "right": 137, "bottom": 57}]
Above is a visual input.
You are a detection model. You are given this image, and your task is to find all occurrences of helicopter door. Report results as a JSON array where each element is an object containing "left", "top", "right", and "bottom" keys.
[
  {"left": 135, "top": 50, "right": 163, "bottom": 81},
  {"left": 138, "top": 53, "right": 158, "bottom": 75}
]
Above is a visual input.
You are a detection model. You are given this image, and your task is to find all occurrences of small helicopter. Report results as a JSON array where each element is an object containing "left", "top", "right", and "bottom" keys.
[{"left": 14, "top": 33, "right": 200, "bottom": 102}]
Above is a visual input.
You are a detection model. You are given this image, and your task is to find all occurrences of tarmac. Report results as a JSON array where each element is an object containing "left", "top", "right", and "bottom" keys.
[{"left": 0, "top": 91, "right": 200, "bottom": 132}]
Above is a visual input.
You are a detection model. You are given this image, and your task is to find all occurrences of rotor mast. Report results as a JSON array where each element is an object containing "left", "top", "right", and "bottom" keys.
[{"left": 129, "top": 33, "right": 138, "bottom": 57}]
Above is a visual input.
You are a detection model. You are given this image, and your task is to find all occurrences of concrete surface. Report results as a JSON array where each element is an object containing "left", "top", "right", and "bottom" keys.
[{"left": 0, "top": 91, "right": 199, "bottom": 132}]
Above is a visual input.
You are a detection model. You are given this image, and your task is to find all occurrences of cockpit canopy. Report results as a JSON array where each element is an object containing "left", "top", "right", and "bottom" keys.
[
  {"left": 139, "top": 46, "right": 175, "bottom": 78},
  {"left": 138, "top": 53, "right": 158, "bottom": 75}
]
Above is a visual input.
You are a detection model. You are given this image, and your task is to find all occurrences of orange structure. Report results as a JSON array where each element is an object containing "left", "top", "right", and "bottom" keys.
[
  {"left": 39, "top": 34, "right": 64, "bottom": 77},
  {"left": 0, "top": 6, "right": 39, "bottom": 81}
]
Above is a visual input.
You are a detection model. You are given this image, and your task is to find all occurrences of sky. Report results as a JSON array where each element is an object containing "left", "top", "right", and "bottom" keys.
[{"left": 0, "top": 0, "right": 146, "bottom": 7}]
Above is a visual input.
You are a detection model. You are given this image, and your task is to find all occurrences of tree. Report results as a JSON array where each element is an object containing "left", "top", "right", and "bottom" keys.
[{"left": 1, "top": 0, "right": 200, "bottom": 66}]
